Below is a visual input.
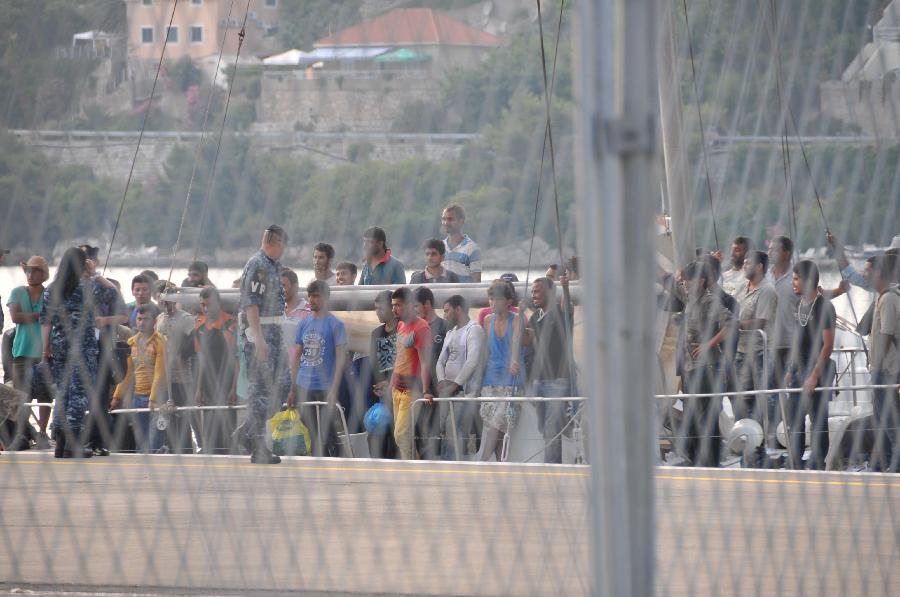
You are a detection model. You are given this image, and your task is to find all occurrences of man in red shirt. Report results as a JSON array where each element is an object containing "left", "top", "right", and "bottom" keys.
[{"left": 390, "top": 287, "right": 434, "bottom": 460}]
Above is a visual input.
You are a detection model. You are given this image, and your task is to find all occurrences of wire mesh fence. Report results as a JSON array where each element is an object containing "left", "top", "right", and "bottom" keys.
[{"left": 1, "top": 0, "right": 900, "bottom": 595}]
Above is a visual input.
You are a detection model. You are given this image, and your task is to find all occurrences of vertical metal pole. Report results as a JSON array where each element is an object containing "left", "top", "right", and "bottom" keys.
[
  {"left": 658, "top": 0, "right": 695, "bottom": 269},
  {"left": 575, "top": 1, "right": 658, "bottom": 596}
]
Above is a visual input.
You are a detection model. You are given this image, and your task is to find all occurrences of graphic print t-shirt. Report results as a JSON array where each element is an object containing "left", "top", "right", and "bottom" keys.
[{"left": 295, "top": 313, "right": 347, "bottom": 391}]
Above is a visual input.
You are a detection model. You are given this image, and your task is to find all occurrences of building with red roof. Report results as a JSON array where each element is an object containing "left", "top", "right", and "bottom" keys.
[
  {"left": 310, "top": 8, "right": 503, "bottom": 73},
  {"left": 314, "top": 8, "right": 503, "bottom": 49},
  {"left": 257, "top": 8, "right": 503, "bottom": 133}
]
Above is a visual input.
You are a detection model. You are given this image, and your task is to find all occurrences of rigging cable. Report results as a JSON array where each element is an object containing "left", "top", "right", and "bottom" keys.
[
  {"left": 524, "top": 0, "right": 566, "bottom": 290},
  {"left": 102, "top": 0, "right": 181, "bottom": 275},
  {"left": 764, "top": 0, "right": 864, "bottom": 339},
  {"left": 763, "top": 0, "right": 799, "bottom": 255},
  {"left": 681, "top": 0, "right": 720, "bottom": 252},
  {"left": 191, "top": 0, "right": 254, "bottom": 262},
  {"left": 533, "top": 0, "right": 579, "bottom": 388},
  {"left": 534, "top": 0, "right": 567, "bottom": 279},
  {"left": 166, "top": 0, "right": 239, "bottom": 286}
]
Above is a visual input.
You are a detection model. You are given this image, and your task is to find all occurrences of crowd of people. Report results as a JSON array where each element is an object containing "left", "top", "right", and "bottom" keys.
[
  {"left": 1, "top": 206, "right": 897, "bottom": 471},
  {"left": 660, "top": 233, "right": 899, "bottom": 471},
  {"left": 0, "top": 204, "right": 577, "bottom": 465}
]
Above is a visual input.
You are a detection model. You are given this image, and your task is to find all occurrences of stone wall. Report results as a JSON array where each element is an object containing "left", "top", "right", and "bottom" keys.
[
  {"left": 820, "top": 79, "right": 900, "bottom": 135},
  {"left": 13, "top": 130, "right": 477, "bottom": 184},
  {"left": 258, "top": 70, "right": 440, "bottom": 132}
]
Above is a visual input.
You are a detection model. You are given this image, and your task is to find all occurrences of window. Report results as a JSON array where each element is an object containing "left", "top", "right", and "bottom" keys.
[
  {"left": 265, "top": 0, "right": 277, "bottom": 7},
  {"left": 141, "top": 26, "right": 154, "bottom": 44},
  {"left": 166, "top": 26, "right": 178, "bottom": 43},
  {"left": 142, "top": 0, "right": 152, "bottom": 6},
  {"left": 189, "top": 25, "right": 203, "bottom": 44}
]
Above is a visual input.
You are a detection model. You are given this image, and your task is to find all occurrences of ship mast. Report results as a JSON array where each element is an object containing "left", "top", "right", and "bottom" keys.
[{"left": 658, "top": 0, "right": 696, "bottom": 270}]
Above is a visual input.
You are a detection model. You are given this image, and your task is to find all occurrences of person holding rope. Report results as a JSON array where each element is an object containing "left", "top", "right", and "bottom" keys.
[
  {"left": 524, "top": 275, "right": 575, "bottom": 464},
  {"left": 239, "top": 225, "right": 292, "bottom": 464}
]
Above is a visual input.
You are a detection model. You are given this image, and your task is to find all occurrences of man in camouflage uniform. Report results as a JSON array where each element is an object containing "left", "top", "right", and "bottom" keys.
[{"left": 240, "top": 225, "right": 292, "bottom": 464}]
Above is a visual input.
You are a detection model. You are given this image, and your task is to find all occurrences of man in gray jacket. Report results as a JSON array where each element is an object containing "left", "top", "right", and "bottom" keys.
[{"left": 436, "top": 294, "right": 485, "bottom": 459}]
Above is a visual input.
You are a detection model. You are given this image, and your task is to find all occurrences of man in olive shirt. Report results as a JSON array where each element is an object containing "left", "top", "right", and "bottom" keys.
[{"left": 733, "top": 251, "right": 777, "bottom": 426}]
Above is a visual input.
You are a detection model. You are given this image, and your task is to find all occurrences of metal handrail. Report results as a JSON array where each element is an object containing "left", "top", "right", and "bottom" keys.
[
  {"left": 409, "top": 396, "right": 586, "bottom": 462},
  {"left": 108, "top": 401, "right": 353, "bottom": 457}
]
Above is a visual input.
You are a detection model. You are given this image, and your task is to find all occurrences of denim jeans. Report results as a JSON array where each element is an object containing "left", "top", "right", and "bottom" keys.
[
  {"left": 440, "top": 398, "right": 482, "bottom": 460},
  {"left": 533, "top": 378, "right": 573, "bottom": 464},
  {"left": 871, "top": 370, "right": 900, "bottom": 472},
  {"left": 130, "top": 395, "right": 149, "bottom": 452}
]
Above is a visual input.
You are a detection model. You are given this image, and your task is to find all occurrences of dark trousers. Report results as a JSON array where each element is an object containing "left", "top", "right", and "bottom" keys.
[
  {"left": 367, "top": 429, "right": 398, "bottom": 459},
  {"left": 299, "top": 388, "right": 342, "bottom": 457},
  {"left": 201, "top": 408, "right": 236, "bottom": 454},
  {"left": 680, "top": 365, "right": 723, "bottom": 467},
  {"left": 785, "top": 361, "right": 835, "bottom": 470},
  {"left": 167, "top": 382, "right": 199, "bottom": 454},
  {"left": 871, "top": 370, "right": 900, "bottom": 472},
  {"left": 86, "top": 366, "right": 114, "bottom": 450},
  {"left": 415, "top": 401, "right": 444, "bottom": 461}
]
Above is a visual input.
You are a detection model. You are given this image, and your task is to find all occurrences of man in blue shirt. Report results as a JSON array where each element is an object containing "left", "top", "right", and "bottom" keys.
[
  {"left": 359, "top": 226, "right": 406, "bottom": 285},
  {"left": 288, "top": 280, "right": 348, "bottom": 456}
]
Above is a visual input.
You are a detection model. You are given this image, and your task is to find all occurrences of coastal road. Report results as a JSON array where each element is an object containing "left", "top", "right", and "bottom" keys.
[{"left": 0, "top": 454, "right": 896, "bottom": 596}]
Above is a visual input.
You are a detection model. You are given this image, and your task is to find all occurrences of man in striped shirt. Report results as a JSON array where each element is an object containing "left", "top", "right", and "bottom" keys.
[{"left": 442, "top": 204, "right": 482, "bottom": 283}]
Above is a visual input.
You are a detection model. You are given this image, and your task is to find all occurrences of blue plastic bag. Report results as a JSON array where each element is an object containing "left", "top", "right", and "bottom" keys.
[{"left": 364, "top": 402, "right": 392, "bottom": 435}]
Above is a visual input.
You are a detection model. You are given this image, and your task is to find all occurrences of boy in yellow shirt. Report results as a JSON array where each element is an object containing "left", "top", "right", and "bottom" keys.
[{"left": 112, "top": 305, "right": 167, "bottom": 452}]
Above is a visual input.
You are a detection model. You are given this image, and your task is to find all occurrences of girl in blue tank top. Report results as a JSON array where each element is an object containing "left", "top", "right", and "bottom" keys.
[{"left": 480, "top": 280, "right": 525, "bottom": 461}]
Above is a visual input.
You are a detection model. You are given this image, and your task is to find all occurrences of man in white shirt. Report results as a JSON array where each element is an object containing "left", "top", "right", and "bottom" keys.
[
  {"left": 719, "top": 236, "right": 750, "bottom": 296},
  {"left": 311, "top": 243, "right": 336, "bottom": 286},
  {"left": 436, "top": 294, "right": 485, "bottom": 459}
]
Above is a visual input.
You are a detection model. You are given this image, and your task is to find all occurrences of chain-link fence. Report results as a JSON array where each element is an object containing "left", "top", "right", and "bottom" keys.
[{"left": 2, "top": 0, "right": 900, "bottom": 595}]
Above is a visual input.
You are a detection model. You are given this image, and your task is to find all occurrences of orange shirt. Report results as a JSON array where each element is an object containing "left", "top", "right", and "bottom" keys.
[{"left": 391, "top": 317, "right": 431, "bottom": 390}]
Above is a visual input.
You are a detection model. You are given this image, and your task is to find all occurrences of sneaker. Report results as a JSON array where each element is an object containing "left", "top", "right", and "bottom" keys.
[
  {"left": 8, "top": 434, "right": 31, "bottom": 451},
  {"left": 153, "top": 445, "right": 170, "bottom": 455},
  {"left": 35, "top": 433, "right": 51, "bottom": 450}
]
